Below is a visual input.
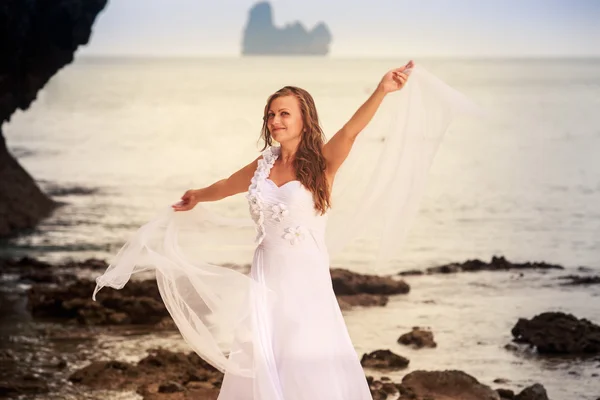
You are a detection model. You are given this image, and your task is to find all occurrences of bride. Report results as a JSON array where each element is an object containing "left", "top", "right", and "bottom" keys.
[
  {"left": 171, "top": 60, "right": 412, "bottom": 400},
  {"left": 94, "top": 59, "right": 478, "bottom": 399}
]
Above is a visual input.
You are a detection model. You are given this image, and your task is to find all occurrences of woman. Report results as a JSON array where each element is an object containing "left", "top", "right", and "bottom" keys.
[
  {"left": 170, "top": 60, "right": 413, "bottom": 400},
  {"left": 94, "top": 60, "right": 477, "bottom": 399}
]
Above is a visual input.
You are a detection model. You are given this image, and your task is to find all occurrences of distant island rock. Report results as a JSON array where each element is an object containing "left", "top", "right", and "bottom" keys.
[
  {"left": 0, "top": 0, "right": 107, "bottom": 237},
  {"left": 242, "top": 2, "right": 332, "bottom": 56}
]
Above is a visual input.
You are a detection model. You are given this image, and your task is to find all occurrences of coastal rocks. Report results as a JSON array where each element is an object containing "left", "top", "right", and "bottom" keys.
[
  {"left": 557, "top": 274, "right": 600, "bottom": 286},
  {"left": 398, "top": 370, "right": 500, "bottom": 400},
  {"left": 360, "top": 350, "right": 410, "bottom": 370},
  {"left": 69, "top": 348, "right": 222, "bottom": 399},
  {"left": 21, "top": 257, "right": 404, "bottom": 325},
  {"left": 337, "top": 293, "right": 389, "bottom": 310},
  {"left": 398, "top": 327, "right": 437, "bottom": 349},
  {"left": 28, "top": 278, "right": 170, "bottom": 325},
  {"left": 0, "top": 373, "right": 49, "bottom": 397},
  {"left": 331, "top": 268, "right": 410, "bottom": 295},
  {"left": 398, "top": 256, "right": 564, "bottom": 276},
  {"left": 0, "top": 0, "right": 108, "bottom": 237},
  {"left": 242, "top": 2, "right": 332, "bottom": 56},
  {"left": 511, "top": 312, "right": 600, "bottom": 354},
  {"left": 331, "top": 268, "right": 410, "bottom": 310},
  {"left": 495, "top": 383, "right": 549, "bottom": 400},
  {"left": 368, "top": 378, "right": 399, "bottom": 400},
  {"left": 514, "top": 383, "right": 549, "bottom": 400}
]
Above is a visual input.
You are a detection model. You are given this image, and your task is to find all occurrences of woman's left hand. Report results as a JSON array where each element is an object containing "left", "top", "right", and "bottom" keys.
[{"left": 378, "top": 60, "right": 415, "bottom": 94}]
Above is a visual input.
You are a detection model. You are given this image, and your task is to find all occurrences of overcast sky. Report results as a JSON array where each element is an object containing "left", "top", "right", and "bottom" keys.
[{"left": 80, "top": 0, "right": 600, "bottom": 58}]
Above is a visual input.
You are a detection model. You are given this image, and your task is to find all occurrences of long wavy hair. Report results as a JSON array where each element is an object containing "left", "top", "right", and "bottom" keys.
[{"left": 260, "top": 86, "right": 331, "bottom": 215}]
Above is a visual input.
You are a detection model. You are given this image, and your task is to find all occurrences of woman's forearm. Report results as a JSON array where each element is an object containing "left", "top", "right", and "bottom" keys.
[
  {"left": 192, "top": 179, "right": 231, "bottom": 202},
  {"left": 341, "top": 85, "right": 387, "bottom": 141}
]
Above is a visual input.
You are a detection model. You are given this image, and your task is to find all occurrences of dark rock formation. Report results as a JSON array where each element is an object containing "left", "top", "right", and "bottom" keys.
[
  {"left": 368, "top": 378, "right": 399, "bottom": 400},
  {"left": 399, "top": 370, "right": 500, "bottom": 400},
  {"left": 398, "top": 327, "right": 437, "bottom": 349},
  {"left": 398, "top": 256, "right": 564, "bottom": 276},
  {"left": 360, "top": 350, "right": 409, "bottom": 370},
  {"left": 0, "top": 373, "right": 49, "bottom": 397},
  {"left": 495, "top": 383, "right": 550, "bottom": 400},
  {"left": 242, "top": 2, "right": 332, "bottom": 56},
  {"left": 337, "top": 293, "right": 389, "bottom": 311},
  {"left": 17, "top": 255, "right": 406, "bottom": 325},
  {"left": 28, "top": 277, "right": 170, "bottom": 326},
  {"left": 331, "top": 267, "right": 410, "bottom": 310},
  {"left": 496, "top": 387, "right": 515, "bottom": 399},
  {"left": 511, "top": 312, "right": 600, "bottom": 355},
  {"left": 557, "top": 274, "right": 600, "bottom": 286},
  {"left": 0, "top": 0, "right": 108, "bottom": 237},
  {"left": 69, "top": 348, "right": 223, "bottom": 399},
  {"left": 331, "top": 268, "right": 410, "bottom": 295},
  {"left": 513, "top": 383, "right": 549, "bottom": 400},
  {"left": 68, "top": 347, "right": 551, "bottom": 400}
]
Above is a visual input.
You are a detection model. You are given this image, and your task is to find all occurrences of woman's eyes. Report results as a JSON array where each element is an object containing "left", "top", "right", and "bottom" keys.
[{"left": 267, "top": 112, "right": 289, "bottom": 118}]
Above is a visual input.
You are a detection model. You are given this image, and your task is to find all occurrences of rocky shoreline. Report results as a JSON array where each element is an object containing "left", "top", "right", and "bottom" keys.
[{"left": 1, "top": 255, "right": 599, "bottom": 399}]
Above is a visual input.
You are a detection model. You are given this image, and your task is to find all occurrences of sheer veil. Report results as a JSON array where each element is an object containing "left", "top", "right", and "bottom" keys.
[{"left": 92, "top": 65, "right": 483, "bottom": 376}]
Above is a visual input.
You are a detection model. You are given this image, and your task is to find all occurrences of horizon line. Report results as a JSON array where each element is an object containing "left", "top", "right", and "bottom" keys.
[{"left": 75, "top": 53, "right": 600, "bottom": 61}]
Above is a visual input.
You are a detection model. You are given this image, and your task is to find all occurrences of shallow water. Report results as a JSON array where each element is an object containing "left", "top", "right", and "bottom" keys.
[{"left": 2, "top": 57, "right": 600, "bottom": 399}]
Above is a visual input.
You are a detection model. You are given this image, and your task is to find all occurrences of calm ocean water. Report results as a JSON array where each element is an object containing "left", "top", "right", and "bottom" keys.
[{"left": 2, "top": 57, "right": 600, "bottom": 399}]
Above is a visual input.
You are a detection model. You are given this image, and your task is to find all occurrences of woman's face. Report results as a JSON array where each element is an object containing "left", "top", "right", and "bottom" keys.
[{"left": 267, "top": 95, "right": 304, "bottom": 144}]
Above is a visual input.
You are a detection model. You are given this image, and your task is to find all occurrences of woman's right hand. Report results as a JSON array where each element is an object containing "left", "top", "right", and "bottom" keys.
[{"left": 171, "top": 189, "right": 199, "bottom": 212}]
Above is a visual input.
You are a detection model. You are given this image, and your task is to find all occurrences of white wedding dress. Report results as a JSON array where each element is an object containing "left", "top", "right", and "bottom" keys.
[
  {"left": 217, "top": 145, "right": 373, "bottom": 399},
  {"left": 92, "top": 65, "right": 482, "bottom": 400}
]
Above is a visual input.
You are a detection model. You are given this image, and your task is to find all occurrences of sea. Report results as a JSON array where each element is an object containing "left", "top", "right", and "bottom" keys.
[{"left": 1, "top": 56, "right": 599, "bottom": 399}]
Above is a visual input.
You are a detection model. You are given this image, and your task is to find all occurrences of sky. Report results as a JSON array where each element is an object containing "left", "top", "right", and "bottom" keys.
[{"left": 80, "top": 0, "right": 600, "bottom": 58}]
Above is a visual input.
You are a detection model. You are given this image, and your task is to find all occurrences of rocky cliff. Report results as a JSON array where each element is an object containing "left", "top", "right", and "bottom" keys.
[{"left": 0, "top": 0, "right": 108, "bottom": 237}]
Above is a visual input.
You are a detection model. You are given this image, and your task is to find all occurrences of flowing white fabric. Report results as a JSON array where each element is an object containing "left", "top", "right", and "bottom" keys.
[{"left": 92, "top": 65, "right": 483, "bottom": 398}]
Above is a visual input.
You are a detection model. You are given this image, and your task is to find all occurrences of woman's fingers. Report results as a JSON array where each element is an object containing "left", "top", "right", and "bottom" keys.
[
  {"left": 172, "top": 203, "right": 193, "bottom": 212},
  {"left": 393, "top": 73, "right": 406, "bottom": 84}
]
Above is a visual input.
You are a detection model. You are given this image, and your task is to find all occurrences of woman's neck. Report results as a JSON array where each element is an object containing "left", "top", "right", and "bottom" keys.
[{"left": 279, "top": 141, "right": 299, "bottom": 165}]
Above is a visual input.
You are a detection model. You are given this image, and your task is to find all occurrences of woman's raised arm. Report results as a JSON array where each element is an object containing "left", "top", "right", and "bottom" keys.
[
  {"left": 172, "top": 156, "right": 260, "bottom": 212},
  {"left": 323, "top": 60, "right": 414, "bottom": 178}
]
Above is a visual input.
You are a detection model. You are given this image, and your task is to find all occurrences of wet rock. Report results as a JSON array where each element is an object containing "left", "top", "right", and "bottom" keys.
[
  {"left": 403, "top": 256, "right": 564, "bottom": 276},
  {"left": 398, "top": 370, "right": 500, "bottom": 400},
  {"left": 0, "top": 373, "right": 49, "bottom": 396},
  {"left": 331, "top": 268, "right": 410, "bottom": 295},
  {"left": 504, "top": 344, "right": 519, "bottom": 352},
  {"left": 515, "top": 383, "right": 549, "bottom": 400},
  {"left": 398, "top": 327, "right": 437, "bottom": 349},
  {"left": 0, "top": 256, "right": 77, "bottom": 284},
  {"left": 337, "top": 294, "right": 388, "bottom": 310},
  {"left": 21, "top": 269, "right": 77, "bottom": 284},
  {"left": 159, "top": 381, "right": 186, "bottom": 393},
  {"left": 28, "top": 278, "right": 169, "bottom": 325},
  {"left": 69, "top": 360, "right": 139, "bottom": 390},
  {"left": 511, "top": 312, "right": 600, "bottom": 354},
  {"left": 557, "top": 274, "right": 600, "bottom": 286},
  {"left": 360, "top": 350, "right": 409, "bottom": 370},
  {"left": 140, "top": 382, "right": 219, "bottom": 400},
  {"left": 61, "top": 257, "right": 109, "bottom": 270},
  {"left": 330, "top": 268, "right": 409, "bottom": 310},
  {"left": 70, "top": 348, "right": 223, "bottom": 394},
  {"left": 3, "top": 256, "right": 54, "bottom": 269},
  {"left": 398, "top": 269, "right": 424, "bottom": 276},
  {"left": 496, "top": 388, "right": 515, "bottom": 399}
]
